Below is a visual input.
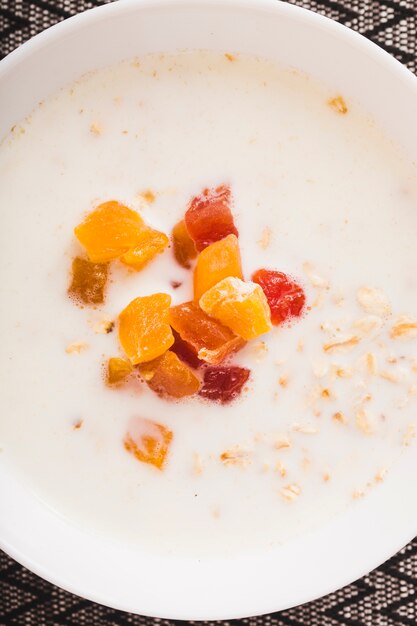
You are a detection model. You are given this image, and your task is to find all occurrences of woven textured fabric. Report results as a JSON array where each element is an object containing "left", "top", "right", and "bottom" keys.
[{"left": 0, "top": 1, "right": 416, "bottom": 624}]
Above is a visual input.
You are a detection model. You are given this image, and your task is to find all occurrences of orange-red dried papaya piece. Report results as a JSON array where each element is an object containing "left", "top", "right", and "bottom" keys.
[
  {"left": 68, "top": 257, "right": 108, "bottom": 305},
  {"left": 107, "top": 357, "right": 133, "bottom": 385},
  {"left": 168, "top": 301, "right": 245, "bottom": 365},
  {"left": 119, "top": 293, "right": 174, "bottom": 364},
  {"left": 171, "top": 329, "right": 203, "bottom": 369},
  {"left": 184, "top": 184, "right": 238, "bottom": 251},
  {"left": 172, "top": 220, "right": 197, "bottom": 269},
  {"left": 199, "top": 277, "right": 272, "bottom": 340},
  {"left": 74, "top": 200, "right": 146, "bottom": 263},
  {"left": 193, "top": 234, "right": 242, "bottom": 300},
  {"left": 124, "top": 417, "right": 173, "bottom": 470},
  {"left": 120, "top": 227, "right": 169, "bottom": 270},
  {"left": 139, "top": 350, "right": 200, "bottom": 398}
]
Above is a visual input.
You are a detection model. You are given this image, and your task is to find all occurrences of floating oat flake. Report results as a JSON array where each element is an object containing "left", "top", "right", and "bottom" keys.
[
  {"left": 65, "top": 341, "right": 88, "bottom": 354},
  {"left": 293, "top": 422, "right": 319, "bottom": 435},
  {"left": 390, "top": 316, "right": 417, "bottom": 339},
  {"left": 356, "top": 287, "right": 391, "bottom": 316},
  {"left": 220, "top": 446, "right": 252, "bottom": 467},
  {"left": 323, "top": 335, "right": 359, "bottom": 353},
  {"left": 280, "top": 483, "right": 301, "bottom": 502}
]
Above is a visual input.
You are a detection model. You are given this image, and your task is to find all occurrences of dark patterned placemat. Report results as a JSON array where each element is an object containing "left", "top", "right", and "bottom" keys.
[{"left": 0, "top": 1, "right": 416, "bottom": 624}]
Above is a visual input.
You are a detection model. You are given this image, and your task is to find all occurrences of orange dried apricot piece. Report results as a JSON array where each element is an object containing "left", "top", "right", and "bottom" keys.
[
  {"left": 68, "top": 257, "right": 108, "bottom": 305},
  {"left": 107, "top": 357, "right": 133, "bottom": 385},
  {"left": 74, "top": 200, "right": 145, "bottom": 262},
  {"left": 120, "top": 227, "right": 169, "bottom": 270},
  {"left": 172, "top": 220, "right": 197, "bottom": 269},
  {"left": 124, "top": 417, "right": 173, "bottom": 470},
  {"left": 199, "top": 277, "right": 272, "bottom": 340},
  {"left": 168, "top": 301, "right": 245, "bottom": 365},
  {"left": 194, "top": 234, "right": 242, "bottom": 300},
  {"left": 139, "top": 350, "right": 200, "bottom": 398},
  {"left": 184, "top": 184, "right": 238, "bottom": 251},
  {"left": 119, "top": 293, "right": 174, "bottom": 364}
]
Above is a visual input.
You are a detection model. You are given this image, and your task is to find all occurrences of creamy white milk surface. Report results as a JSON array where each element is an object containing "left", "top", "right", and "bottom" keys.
[{"left": 0, "top": 52, "right": 416, "bottom": 558}]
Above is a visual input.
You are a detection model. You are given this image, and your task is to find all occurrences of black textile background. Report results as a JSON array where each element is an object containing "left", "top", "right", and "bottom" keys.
[{"left": 0, "top": 1, "right": 416, "bottom": 624}]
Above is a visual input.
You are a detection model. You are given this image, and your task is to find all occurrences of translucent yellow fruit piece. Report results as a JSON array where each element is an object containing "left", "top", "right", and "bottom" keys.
[
  {"left": 193, "top": 234, "right": 242, "bottom": 301},
  {"left": 199, "top": 277, "right": 272, "bottom": 340},
  {"left": 68, "top": 257, "right": 108, "bottom": 305},
  {"left": 120, "top": 227, "right": 169, "bottom": 271},
  {"left": 119, "top": 293, "right": 174, "bottom": 364},
  {"left": 74, "top": 200, "right": 146, "bottom": 263},
  {"left": 107, "top": 357, "right": 133, "bottom": 385},
  {"left": 139, "top": 350, "right": 200, "bottom": 398},
  {"left": 172, "top": 220, "right": 197, "bottom": 269}
]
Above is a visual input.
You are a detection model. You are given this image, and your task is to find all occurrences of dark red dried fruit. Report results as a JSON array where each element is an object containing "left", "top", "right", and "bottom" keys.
[
  {"left": 184, "top": 184, "right": 238, "bottom": 251},
  {"left": 199, "top": 366, "right": 250, "bottom": 404},
  {"left": 252, "top": 269, "right": 305, "bottom": 325},
  {"left": 170, "top": 329, "right": 203, "bottom": 369}
]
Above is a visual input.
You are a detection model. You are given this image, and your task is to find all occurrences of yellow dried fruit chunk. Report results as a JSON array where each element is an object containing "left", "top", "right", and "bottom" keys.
[
  {"left": 172, "top": 220, "right": 197, "bottom": 269},
  {"left": 199, "top": 277, "right": 272, "bottom": 340},
  {"left": 139, "top": 350, "right": 200, "bottom": 398},
  {"left": 68, "top": 257, "right": 108, "bottom": 305},
  {"left": 193, "top": 234, "right": 242, "bottom": 300},
  {"left": 120, "top": 227, "right": 169, "bottom": 270},
  {"left": 107, "top": 357, "right": 133, "bottom": 384},
  {"left": 74, "top": 200, "right": 145, "bottom": 262},
  {"left": 119, "top": 293, "right": 174, "bottom": 364}
]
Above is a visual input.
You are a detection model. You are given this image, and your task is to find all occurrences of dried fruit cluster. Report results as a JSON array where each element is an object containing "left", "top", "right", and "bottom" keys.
[{"left": 70, "top": 185, "right": 306, "bottom": 468}]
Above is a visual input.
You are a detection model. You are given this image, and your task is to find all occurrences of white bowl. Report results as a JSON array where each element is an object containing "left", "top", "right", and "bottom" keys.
[{"left": 1, "top": 0, "right": 416, "bottom": 619}]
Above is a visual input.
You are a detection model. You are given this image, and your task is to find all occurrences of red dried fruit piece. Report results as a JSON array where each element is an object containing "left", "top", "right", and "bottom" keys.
[
  {"left": 199, "top": 366, "right": 250, "bottom": 404},
  {"left": 168, "top": 301, "right": 245, "bottom": 365},
  {"left": 171, "top": 329, "right": 203, "bottom": 369},
  {"left": 124, "top": 417, "right": 173, "bottom": 470},
  {"left": 184, "top": 184, "right": 238, "bottom": 251},
  {"left": 68, "top": 257, "right": 108, "bottom": 305},
  {"left": 252, "top": 269, "right": 306, "bottom": 325}
]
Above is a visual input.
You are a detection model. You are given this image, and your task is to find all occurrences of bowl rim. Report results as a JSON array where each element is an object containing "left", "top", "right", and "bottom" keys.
[{"left": 1, "top": 0, "right": 417, "bottom": 620}]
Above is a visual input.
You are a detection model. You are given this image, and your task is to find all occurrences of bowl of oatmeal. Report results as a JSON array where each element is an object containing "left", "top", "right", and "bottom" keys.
[{"left": 0, "top": 0, "right": 416, "bottom": 619}]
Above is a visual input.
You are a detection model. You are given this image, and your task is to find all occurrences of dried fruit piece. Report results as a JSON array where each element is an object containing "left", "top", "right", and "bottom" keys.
[
  {"left": 124, "top": 417, "right": 173, "bottom": 470},
  {"left": 171, "top": 329, "right": 203, "bottom": 369},
  {"left": 139, "top": 350, "right": 200, "bottom": 398},
  {"left": 194, "top": 234, "right": 243, "bottom": 300},
  {"left": 199, "top": 277, "right": 272, "bottom": 340},
  {"left": 168, "top": 301, "right": 245, "bottom": 365},
  {"left": 185, "top": 184, "right": 238, "bottom": 251},
  {"left": 107, "top": 357, "right": 133, "bottom": 384},
  {"left": 68, "top": 257, "right": 108, "bottom": 305},
  {"left": 120, "top": 227, "right": 169, "bottom": 270},
  {"left": 119, "top": 293, "right": 174, "bottom": 364},
  {"left": 328, "top": 96, "right": 348, "bottom": 114},
  {"left": 74, "top": 200, "right": 146, "bottom": 262},
  {"left": 199, "top": 366, "right": 250, "bottom": 404},
  {"left": 252, "top": 269, "right": 305, "bottom": 325},
  {"left": 172, "top": 220, "right": 197, "bottom": 269}
]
